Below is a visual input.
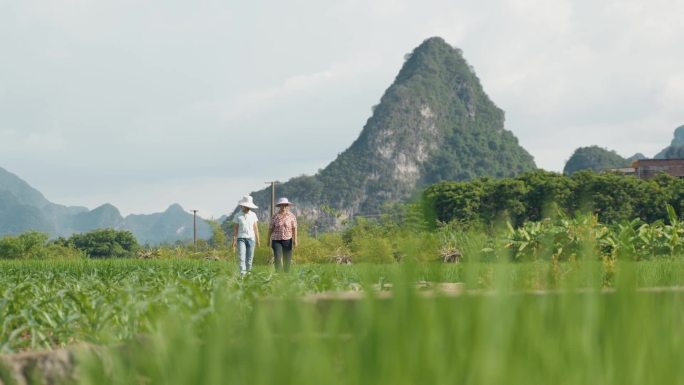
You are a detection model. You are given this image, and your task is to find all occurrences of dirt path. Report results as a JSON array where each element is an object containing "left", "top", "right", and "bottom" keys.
[{"left": 0, "top": 347, "right": 78, "bottom": 385}]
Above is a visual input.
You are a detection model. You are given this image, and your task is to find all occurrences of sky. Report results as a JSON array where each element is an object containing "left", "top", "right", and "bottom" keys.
[{"left": 1, "top": 0, "right": 683, "bottom": 218}]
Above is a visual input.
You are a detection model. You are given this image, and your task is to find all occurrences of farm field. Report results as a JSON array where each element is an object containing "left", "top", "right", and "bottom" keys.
[{"left": 2, "top": 259, "right": 684, "bottom": 384}]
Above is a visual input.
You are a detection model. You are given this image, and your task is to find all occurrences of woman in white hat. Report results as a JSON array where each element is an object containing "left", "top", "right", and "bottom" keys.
[
  {"left": 267, "top": 197, "right": 298, "bottom": 272},
  {"left": 231, "top": 195, "right": 260, "bottom": 275}
]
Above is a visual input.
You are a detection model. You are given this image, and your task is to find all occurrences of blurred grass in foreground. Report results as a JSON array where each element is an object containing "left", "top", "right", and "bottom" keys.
[{"left": 74, "top": 261, "right": 684, "bottom": 385}]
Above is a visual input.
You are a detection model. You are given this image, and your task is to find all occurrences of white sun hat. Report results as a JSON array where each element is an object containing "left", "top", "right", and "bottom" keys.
[
  {"left": 275, "top": 197, "right": 295, "bottom": 206},
  {"left": 237, "top": 195, "right": 258, "bottom": 209}
]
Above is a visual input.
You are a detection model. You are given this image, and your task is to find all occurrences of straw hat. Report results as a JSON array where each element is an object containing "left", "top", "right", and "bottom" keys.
[
  {"left": 275, "top": 197, "right": 295, "bottom": 207},
  {"left": 237, "top": 195, "right": 258, "bottom": 209}
]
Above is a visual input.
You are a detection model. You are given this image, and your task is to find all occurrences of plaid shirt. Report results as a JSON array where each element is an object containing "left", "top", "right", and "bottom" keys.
[{"left": 270, "top": 211, "right": 297, "bottom": 240}]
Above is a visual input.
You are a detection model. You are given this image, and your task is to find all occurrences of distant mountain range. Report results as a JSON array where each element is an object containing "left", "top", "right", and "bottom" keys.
[
  {"left": 249, "top": 37, "right": 536, "bottom": 226},
  {"left": 564, "top": 124, "right": 684, "bottom": 174},
  {"left": 0, "top": 166, "right": 211, "bottom": 244}
]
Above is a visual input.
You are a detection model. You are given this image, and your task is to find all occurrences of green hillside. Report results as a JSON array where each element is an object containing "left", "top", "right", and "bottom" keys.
[
  {"left": 655, "top": 125, "right": 684, "bottom": 159},
  {"left": 563, "top": 146, "right": 631, "bottom": 175},
  {"left": 250, "top": 37, "right": 536, "bottom": 220}
]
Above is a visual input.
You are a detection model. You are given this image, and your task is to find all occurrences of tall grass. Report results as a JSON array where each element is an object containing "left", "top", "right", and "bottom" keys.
[
  {"left": 3, "top": 259, "right": 684, "bottom": 384},
  {"left": 76, "top": 261, "right": 684, "bottom": 385}
]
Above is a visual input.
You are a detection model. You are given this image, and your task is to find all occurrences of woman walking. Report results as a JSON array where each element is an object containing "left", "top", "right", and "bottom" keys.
[
  {"left": 231, "top": 195, "right": 260, "bottom": 276},
  {"left": 268, "top": 197, "right": 298, "bottom": 272}
]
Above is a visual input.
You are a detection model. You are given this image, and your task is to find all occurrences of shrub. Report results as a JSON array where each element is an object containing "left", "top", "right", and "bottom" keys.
[
  {"left": 0, "top": 232, "right": 49, "bottom": 259},
  {"left": 44, "top": 243, "right": 84, "bottom": 259},
  {"left": 391, "top": 231, "right": 441, "bottom": 262},
  {"left": 295, "top": 237, "right": 328, "bottom": 264},
  {"left": 68, "top": 229, "right": 139, "bottom": 258},
  {"left": 351, "top": 236, "right": 394, "bottom": 264},
  {"left": 0, "top": 232, "right": 82, "bottom": 259}
]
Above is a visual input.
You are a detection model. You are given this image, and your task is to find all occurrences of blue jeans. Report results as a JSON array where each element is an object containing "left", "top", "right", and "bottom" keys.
[{"left": 237, "top": 238, "right": 255, "bottom": 275}]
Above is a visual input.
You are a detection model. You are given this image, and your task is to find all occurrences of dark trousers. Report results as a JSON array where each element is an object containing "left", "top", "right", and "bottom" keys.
[{"left": 272, "top": 239, "right": 293, "bottom": 272}]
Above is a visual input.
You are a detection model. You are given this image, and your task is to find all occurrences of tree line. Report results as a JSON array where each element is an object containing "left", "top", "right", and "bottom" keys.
[
  {"left": 0, "top": 221, "right": 230, "bottom": 260},
  {"left": 0, "top": 229, "right": 140, "bottom": 259},
  {"left": 422, "top": 170, "right": 684, "bottom": 226}
]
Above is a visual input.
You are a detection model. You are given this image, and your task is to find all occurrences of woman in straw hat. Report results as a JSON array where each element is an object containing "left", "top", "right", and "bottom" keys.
[
  {"left": 231, "top": 195, "right": 260, "bottom": 275},
  {"left": 267, "top": 197, "right": 298, "bottom": 272}
]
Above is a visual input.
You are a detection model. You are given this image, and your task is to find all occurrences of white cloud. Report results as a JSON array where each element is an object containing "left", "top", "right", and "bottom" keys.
[
  {"left": 505, "top": 0, "right": 574, "bottom": 34},
  {"left": 1, "top": 0, "right": 683, "bottom": 215},
  {"left": 457, "top": 0, "right": 684, "bottom": 170},
  {"left": 54, "top": 175, "right": 268, "bottom": 219},
  {"left": 0, "top": 128, "right": 67, "bottom": 154},
  {"left": 660, "top": 75, "right": 684, "bottom": 115},
  {"left": 204, "top": 56, "right": 384, "bottom": 124},
  {"left": 216, "top": 69, "right": 336, "bottom": 122}
]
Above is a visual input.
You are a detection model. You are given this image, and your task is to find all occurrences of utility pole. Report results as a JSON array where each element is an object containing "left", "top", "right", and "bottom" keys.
[
  {"left": 264, "top": 181, "right": 277, "bottom": 218},
  {"left": 191, "top": 210, "right": 198, "bottom": 247}
]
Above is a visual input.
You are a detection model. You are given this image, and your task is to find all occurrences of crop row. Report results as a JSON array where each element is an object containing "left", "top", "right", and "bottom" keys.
[{"left": 4, "top": 259, "right": 684, "bottom": 354}]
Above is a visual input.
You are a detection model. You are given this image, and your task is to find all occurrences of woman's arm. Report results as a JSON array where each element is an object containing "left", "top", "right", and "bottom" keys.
[
  {"left": 253, "top": 222, "right": 260, "bottom": 247},
  {"left": 267, "top": 215, "right": 273, "bottom": 243},
  {"left": 292, "top": 223, "right": 298, "bottom": 248},
  {"left": 231, "top": 223, "right": 238, "bottom": 249}
]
